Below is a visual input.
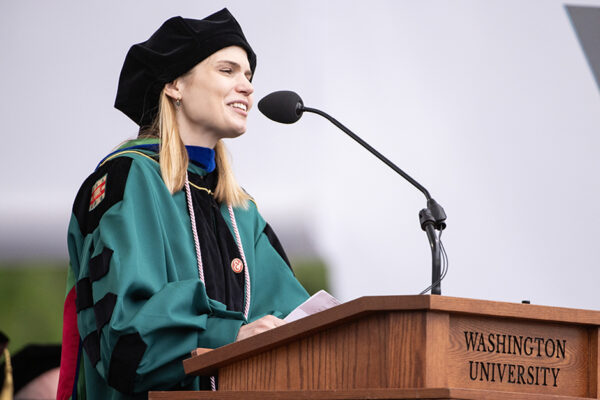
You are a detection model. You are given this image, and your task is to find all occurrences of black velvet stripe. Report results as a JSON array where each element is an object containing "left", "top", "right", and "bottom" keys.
[
  {"left": 93, "top": 293, "right": 117, "bottom": 333},
  {"left": 75, "top": 278, "right": 93, "bottom": 312},
  {"left": 107, "top": 333, "right": 147, "bottom": 395},
  {"left": 89, "top": 247, "right": 113, "bottom": 282},
  {"left": 73, "top": 157, "right": 133, "bottom": 235},
  {"left": 263, "top": 223, "right": 293, "bottom": 272},
  {"left": 188, "top": 171, "right": 245, "bottom": 313},
  {"left": 82, "top": 331, "right": 100, "bottom": 366}
]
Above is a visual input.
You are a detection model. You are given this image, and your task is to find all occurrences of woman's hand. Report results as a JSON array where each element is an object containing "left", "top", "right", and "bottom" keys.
[{"left": 236, "top": 315, "right": 286, "bottom": 342}]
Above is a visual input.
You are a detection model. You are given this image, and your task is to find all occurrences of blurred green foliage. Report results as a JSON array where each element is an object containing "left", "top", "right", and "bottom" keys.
[
  {"left": 0, "top": 257, "right": 329, "bottom": 353},
  {"left": 0, "top": 262, "right": 68, "bottom": 353},
  {"left": 292, "top": 257, "right": 330, "bottom": 296}
]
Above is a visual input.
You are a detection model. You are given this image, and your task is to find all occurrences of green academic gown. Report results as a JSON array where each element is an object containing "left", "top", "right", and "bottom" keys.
[{"left": 60, "top": 140, "right": 309, "bottom": 399}]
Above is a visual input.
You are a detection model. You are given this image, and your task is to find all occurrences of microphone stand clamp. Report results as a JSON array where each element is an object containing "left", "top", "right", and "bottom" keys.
[{"left": 419, "top": 198, "right": 446, "bottom": 295}]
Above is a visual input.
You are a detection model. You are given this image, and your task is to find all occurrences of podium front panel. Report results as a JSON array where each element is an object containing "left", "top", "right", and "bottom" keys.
[
  {"left": 447, "top": 314, "right": 593, "bottom": 397},
  {"left": 181, "top": 296, "right": 600, "bottom": 399}
]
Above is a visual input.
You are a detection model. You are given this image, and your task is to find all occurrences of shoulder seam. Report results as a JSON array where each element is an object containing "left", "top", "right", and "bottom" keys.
[{"left": 98, "top": 150, "right": 158, "bottom": 170}]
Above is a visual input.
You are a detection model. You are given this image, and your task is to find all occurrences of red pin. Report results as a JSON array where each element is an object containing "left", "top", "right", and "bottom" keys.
[{"left": 231, "top": 258, "right": 244, "bottom": 273}]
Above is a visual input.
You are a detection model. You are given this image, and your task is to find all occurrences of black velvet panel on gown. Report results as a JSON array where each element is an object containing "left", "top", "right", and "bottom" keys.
[
  {"left": 187, "top": 169, "right": 245, "bottom": 391},
  {"left": 187, "top": 170, "right": 245, "bottom": 313}
]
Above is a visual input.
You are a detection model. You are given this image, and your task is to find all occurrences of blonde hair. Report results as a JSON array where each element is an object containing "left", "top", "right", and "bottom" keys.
[{"left": 144, "top": 89, "right": 250, "bottom": 207}]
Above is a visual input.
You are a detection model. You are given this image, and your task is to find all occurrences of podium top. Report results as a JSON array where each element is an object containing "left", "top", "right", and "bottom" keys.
[{"left": 183, "top": 295, "right": 600, "bottom": 376}]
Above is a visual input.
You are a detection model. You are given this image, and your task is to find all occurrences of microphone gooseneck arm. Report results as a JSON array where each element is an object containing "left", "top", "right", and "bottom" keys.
[
  {"left": 301, "top": 106, "right": 432, "bottom": 200},
  {"left": 258, "top": 91, "right": 447, "bottom": 295},
  {"left": 299, "top": 105, "right": 447, "bottom": 295}
]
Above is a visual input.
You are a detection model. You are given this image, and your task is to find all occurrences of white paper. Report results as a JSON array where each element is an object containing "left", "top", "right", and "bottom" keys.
[{"left": 284, "top": 290, "right": 341, "bottom": 322}]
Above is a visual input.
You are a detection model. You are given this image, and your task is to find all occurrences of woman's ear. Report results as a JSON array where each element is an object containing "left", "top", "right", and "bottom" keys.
[{"left": 164, "top": 80, "right": 182, "bottom": 101}]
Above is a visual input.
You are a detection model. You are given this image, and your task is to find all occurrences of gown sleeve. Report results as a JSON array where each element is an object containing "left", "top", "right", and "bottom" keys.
[{"left": 68, "top": 154, "right": 245, "bottom": 395}]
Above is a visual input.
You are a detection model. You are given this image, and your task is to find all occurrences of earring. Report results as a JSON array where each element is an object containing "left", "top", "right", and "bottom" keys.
[{"left": 175, "top": 98, "right": 182, "bottom": 107}]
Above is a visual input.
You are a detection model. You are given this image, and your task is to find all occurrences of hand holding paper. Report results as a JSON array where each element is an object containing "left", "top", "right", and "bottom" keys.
[{"left": 284, "top": 290, "right": 341, "bottom": 322}]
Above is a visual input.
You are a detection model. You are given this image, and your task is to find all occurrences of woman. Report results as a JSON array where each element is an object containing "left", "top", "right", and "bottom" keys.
[{"left": 57, "top": 9, "right": 309, "bottom": 399}]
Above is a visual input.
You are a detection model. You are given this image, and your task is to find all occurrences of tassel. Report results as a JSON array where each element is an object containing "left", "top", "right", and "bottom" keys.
[{"left": 0, "top": 348, "right": 13, "bottom": 400}]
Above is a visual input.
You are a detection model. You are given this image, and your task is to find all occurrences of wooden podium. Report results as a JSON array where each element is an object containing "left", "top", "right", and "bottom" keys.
[{"left": 150, "top": 295, "right": 600, "bottom": 399}]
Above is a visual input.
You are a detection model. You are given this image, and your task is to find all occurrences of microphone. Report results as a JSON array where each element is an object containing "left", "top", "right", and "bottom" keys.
[
  {"left": 258, "top": 90, "right": 448, "bottom": 295},
  {"left": 257, "top": 91, "right": 304, "bottom": 123}
]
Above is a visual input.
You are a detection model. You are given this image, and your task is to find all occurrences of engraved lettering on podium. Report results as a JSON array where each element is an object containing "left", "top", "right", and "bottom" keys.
[
  {"left": 464, "top": 331, "right": 565, "bottom": 387},
  {"left": 448, "top": 316, "right": 588, "bottom": 397}
]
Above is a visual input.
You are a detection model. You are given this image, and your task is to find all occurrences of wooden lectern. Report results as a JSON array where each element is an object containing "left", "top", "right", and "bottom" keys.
[{"left": 150, "top": 295, "right": 600, "bottom": 399}]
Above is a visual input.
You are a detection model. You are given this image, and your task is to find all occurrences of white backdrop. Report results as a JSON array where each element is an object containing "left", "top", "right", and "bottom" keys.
[{"left": 1, "top": 1, "right": 599, "bottom": 310}]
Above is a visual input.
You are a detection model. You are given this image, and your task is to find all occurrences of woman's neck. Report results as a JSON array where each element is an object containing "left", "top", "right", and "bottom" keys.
[{"left": 176, "top": 119, "right": 218, "bottom": 149}]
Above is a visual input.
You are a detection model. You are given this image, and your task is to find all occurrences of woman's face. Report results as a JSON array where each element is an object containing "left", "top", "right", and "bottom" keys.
[{"left": 169, "top": 45, "right": 254, "bottom": 147}]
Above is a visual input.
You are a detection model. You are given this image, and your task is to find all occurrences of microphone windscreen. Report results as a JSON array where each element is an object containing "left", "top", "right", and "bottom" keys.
[{"left": 258, "top": 91, "right": 304, "bottom": 124}]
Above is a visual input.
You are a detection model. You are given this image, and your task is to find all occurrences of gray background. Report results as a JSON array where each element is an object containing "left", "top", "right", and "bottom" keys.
[{"left": 1, "top": 1, "right": 599, "bottom": 310}]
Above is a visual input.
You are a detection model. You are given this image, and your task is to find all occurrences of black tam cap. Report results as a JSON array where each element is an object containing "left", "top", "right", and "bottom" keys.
[{"left": 114, "top": 8, "right": 257, "bottom": 127}]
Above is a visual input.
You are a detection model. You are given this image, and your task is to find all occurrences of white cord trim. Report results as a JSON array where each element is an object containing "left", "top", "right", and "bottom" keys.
[
  {"left": 227, "top": 204, "right": 251, "bottom": 320},
  {"left": 184, "top": 175, "right": 205, "bottom": 283},
  {"left": 184, "top": 176, "right": 252, "bottom": 390},
  {"left": 185, "top": 175, "right": 218, "bottom": 390}
]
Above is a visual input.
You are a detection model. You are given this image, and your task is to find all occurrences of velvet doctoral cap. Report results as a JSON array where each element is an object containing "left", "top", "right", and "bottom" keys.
[{"left": 114, "top": 8, "right": 257, "bottom": 127}]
